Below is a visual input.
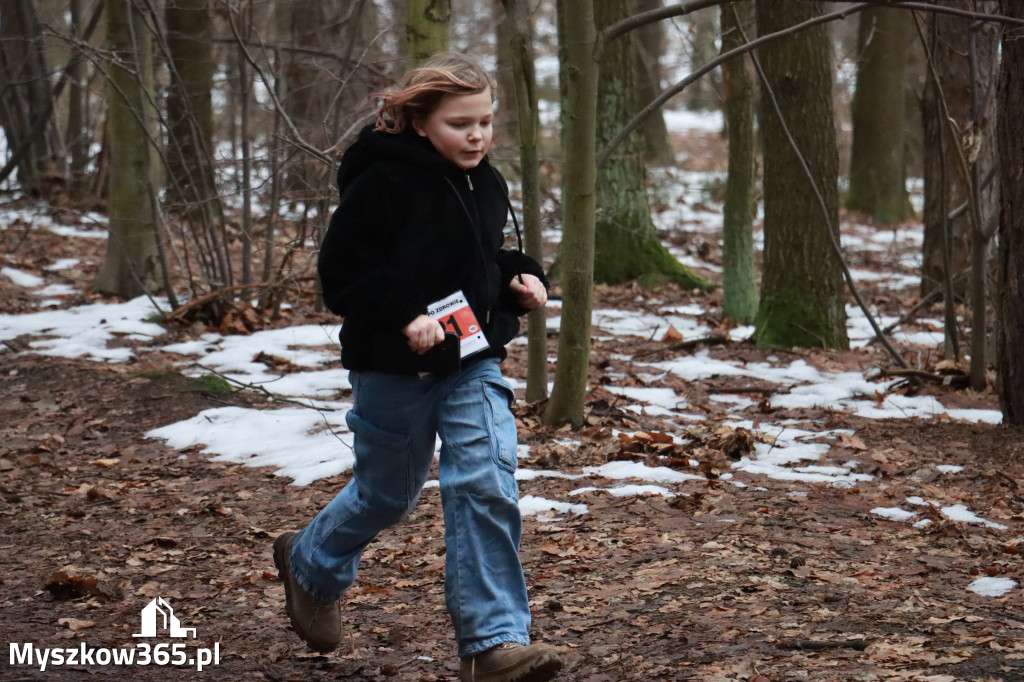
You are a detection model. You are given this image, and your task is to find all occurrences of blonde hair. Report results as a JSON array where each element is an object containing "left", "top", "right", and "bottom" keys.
[{"left": 374, "top": 53, "right": 496, "bottom": 134}]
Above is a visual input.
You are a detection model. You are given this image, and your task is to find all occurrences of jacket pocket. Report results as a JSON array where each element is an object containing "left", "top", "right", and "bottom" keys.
[{"left": 482, "top": 378, "right": 518, "bottom": 473}]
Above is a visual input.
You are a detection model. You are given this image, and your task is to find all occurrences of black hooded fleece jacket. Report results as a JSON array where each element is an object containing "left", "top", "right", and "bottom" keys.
[{"left": 317, "top": 125, "right": 547, "bottom": 373}]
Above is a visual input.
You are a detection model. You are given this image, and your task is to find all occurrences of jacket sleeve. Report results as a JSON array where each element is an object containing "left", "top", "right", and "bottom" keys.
[{"left": 318, "top": 167, "right": 426, "bottom": 332}]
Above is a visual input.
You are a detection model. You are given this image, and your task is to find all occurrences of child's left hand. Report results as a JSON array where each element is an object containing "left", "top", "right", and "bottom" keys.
[{"left": 508, "top": 274, "right": 547, "bottom": 311}]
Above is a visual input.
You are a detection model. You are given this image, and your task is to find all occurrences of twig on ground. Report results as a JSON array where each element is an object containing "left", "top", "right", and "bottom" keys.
[{"left": 777, "top": 638, "right": 871, "bottom": 651}]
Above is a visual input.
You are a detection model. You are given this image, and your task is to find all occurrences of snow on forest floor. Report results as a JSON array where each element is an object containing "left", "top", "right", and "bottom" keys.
[{"left": 0, "top": 160, "right": 1016, "bottom": 610}]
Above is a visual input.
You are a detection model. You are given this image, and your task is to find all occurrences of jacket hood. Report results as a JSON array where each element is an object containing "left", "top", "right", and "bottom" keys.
[{"left": 337, "top": 125, "right": 486, "bottom": 196}]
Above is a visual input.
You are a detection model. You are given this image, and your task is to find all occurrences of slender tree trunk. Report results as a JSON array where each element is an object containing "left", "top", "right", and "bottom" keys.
[
  {"left": 95, "top": 0, "right": 162, "bottom": 298},
  {"left": 719, "top": 0, "right": 757, "bottom": 324},
  {"left": 633, "top": 0, "right": 674, "bottom": 166},
  {"left": 68, "top": 0, "right": 90, "bottom": 197},
  {"left": 753, "top": 0, "right": 847, "bottom": 350},
  {"left": 592, "top": 0, "right": 710, "bottom": 290},
  {"left": 501, "top": 0, "right": 548, "bottom": 402},
  {"left": 846, "top": 6, "right": 914, "bottom": 224},
  {"left": 406, "top": 0, "right": 450, "bottom": 66},
  {"left": 996, "top": 0, "right": 1024, "bottom": 426},
  {"left": 544, "top": 0, "right": 598, "bottom": 427}
]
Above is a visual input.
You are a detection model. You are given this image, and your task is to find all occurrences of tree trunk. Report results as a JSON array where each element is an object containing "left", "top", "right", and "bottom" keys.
[
  {"left": 165, "top": 0, "right": 221, "bottom": 225},
  {"left": 846, "top": 6, "right": 913, "bottom": 224},
  {"left": 719, "top": 0, "right": 757, "bottom": 325},
  {"left": 0, "top": 0, "right": 60, "bottom": 196},
  {"left": 592, "top": 0, "right": 710, "bottom": 291},
  {"left": 278, "top": 1, "right": 348, "bottom": 195},
  {"left": 753, "top": 0, "right": 847, "bottom": 350},
  {"left": 996, "top": 0, "right": 1024, "bottom": 426},
  {"left": 633, "top": 0, "right": 674, "bottom": 167},
  {"left": 684, "top": 6, "right": 720, "bottom": 111},
  {"left": 544, "top": 0, "right": 598, "bottom": 428},
  {"left": 67, "top": 0, "right": 90, "bottom": 198},
  {"left": 495, "top": 5, "right": 519, "bottom": 152},
  {"left": 500, "top": 0, "right": 548, "bottom": 402},
  {"left": 919, "top": 1, "right": 998, "bottom": 300},
  {"left": 406, "top": 0, "right": 450, "bottom": 66},
  {"left": 95, "top": 0, "right": 162, "bottom": 298}
]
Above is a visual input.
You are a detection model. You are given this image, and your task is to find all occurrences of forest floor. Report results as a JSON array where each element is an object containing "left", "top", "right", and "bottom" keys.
[{"left": 2, "top": 131, "right": 1024, "bottom": 681}]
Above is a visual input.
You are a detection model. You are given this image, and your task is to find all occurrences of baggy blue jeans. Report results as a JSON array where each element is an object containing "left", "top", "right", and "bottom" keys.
[{"left": 288, "top": 357, "right": 531, "bottom": 658}]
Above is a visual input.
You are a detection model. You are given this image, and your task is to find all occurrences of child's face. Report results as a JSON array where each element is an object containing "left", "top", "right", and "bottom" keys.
[{"left": 412, "top": 88, "right": 494, "bottom": 170}]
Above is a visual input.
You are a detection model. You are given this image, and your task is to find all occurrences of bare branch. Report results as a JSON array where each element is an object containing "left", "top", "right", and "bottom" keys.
[
  {"left": 598, "top": 2, "right": 873, "bottom": 167},
  {"left": 599, "top": 0, "right": 726, "bottom": 48}
]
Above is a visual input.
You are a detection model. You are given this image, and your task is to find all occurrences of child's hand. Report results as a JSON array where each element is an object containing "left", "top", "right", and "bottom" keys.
[
  {"left": 508, "top": 274, "right": 547, "bottom": 311},
  {"left": 402, "top": 314, "right": 445, "bottom": 354}
]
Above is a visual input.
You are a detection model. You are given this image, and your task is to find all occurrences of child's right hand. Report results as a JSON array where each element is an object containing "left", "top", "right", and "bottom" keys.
[{"left": 402, "top": 315, "right": 445, "bottom": 354}]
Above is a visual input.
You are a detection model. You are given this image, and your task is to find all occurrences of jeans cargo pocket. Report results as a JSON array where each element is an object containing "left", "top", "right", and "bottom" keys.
[
  {"left": 345, "top": 410, "right": 410, "bottom": 451},
  {"left": 482, "top": 378, "right": 518, "bottom": 474}
]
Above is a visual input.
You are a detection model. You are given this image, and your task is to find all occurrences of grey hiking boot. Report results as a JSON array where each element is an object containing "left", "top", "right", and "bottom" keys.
[
  {"left": 459, "top": 642, "right": 562, "bottom": 682},
  {"left": 272, "top": 531, "right": 342, "bottom": 653}
]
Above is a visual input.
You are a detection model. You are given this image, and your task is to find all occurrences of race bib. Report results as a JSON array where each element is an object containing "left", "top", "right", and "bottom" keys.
[{"left": 427, "top": 290, "right": 488, "bottom": 358}]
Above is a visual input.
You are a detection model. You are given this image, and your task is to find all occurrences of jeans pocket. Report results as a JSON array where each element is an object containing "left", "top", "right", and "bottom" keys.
[
  {"left": 345, "top": 409, "right": 410, "bottom": 451},
  {"left": 482, "top": 378, "right": 518, "bottom": 474}
]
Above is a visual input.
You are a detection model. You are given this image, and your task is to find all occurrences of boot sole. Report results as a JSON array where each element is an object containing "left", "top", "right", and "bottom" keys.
[{"left": 464, "top": 649, "right": 563, "bottom": 682}]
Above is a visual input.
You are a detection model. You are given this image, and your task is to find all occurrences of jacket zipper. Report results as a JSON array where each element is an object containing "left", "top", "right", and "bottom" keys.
[{"left": 445, "top": 174, "right": 490, "bottom": 324}]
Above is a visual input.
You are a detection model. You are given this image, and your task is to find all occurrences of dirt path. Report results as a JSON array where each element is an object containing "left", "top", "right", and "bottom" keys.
[{"left": 2, "top": 351, "right": 1022, "bottom": 682}]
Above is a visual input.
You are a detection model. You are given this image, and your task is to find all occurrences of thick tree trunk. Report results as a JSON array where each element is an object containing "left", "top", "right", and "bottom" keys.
[
  {"left": 544, "top": 0, "right": 598, "bottom": 428},
  {"left": 95, "top": 0, "right": 162, "bottom": 298},
  {"left": 846, "top": 6, "right": 913, "bottom": 224},
  {"left": 406, "top": 0, "right": 450, "bottom": 66},
  {"left": 719, "top": 0, "right": 757, "bottom": 325},
  {"left": 0, "top": 0, "right": 60, "bottom": 196},
  {"left": 500, "top": 0, "right": 548, "bottom": 402},
  {"left": 592, "top": 0, "right": 710, "bottom": 290},
  {"left": 278, "top": 1, "right": 348, "bottom": 195},
  {"left": 684, "top": 6, "right": 720, "bottom": 111},
  {"left": 753, "top": 0, "right": 848, "bottom": 350},
  {"left": 633, "top": 0, "right": 674, "bottom": 167},
  {"left": 165, "top": 0, "right": 221, "bottom": 224},
  {"left": 919, "top": 1, "right": 998, "bottom": 300},
  {"left": 996, "top": 0, "right": 1024, "bottom": 426}
]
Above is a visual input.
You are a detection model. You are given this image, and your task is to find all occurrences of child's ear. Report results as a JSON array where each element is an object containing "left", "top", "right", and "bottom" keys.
[{"left": 411, "top": 117, "right": 427, "bottom": 137}]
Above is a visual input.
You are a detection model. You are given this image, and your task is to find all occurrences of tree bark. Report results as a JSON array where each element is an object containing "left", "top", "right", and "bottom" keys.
[
  {"left": 846, "top": 5, "right": 914, "bottom": 224},
  {"left": 592, "top": 0, "right": 710, "bottom": 290},
  {"left": 996, "top": 0, "right": 1024, "bottom": 426},
  {"left": 67, "top": 0, "right": 90, "bottom": 197},
  {"left": 633, "top": 0, "right": 674, "bottom": 166},
  {"left": 406, "top": 0, "right": 450, "bottom": 66},
  {"left": 500, "top": 0, "right": 549, "bottom": 402},
  {"left": 719, "top": 0, "right": 757, "bottom": 324},
  {"left": 165, "top": 0, "right": 221, "bottom": 224},
  {"left": 753, "top": 0, "right": 848, "bottom": 350},
  {"left": 544, "top": 0, "right": 598, "bottom": 427},
  {"left": 919, "top": 1, "right": 998, "bottom": 300},
  {"left": 95, "top": 0, "right": 162, "bottom": 298},
  {"left": 0, "top": 0, "right": 60, "bottom": 196},
  {"left": 684, "top": 5, "right": 720, "bottom": 111}
]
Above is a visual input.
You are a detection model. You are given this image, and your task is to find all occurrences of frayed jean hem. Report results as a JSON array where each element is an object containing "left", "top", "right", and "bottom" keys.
[{"left": 459, "top": 633, "right": 530, "bottom": 659}]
